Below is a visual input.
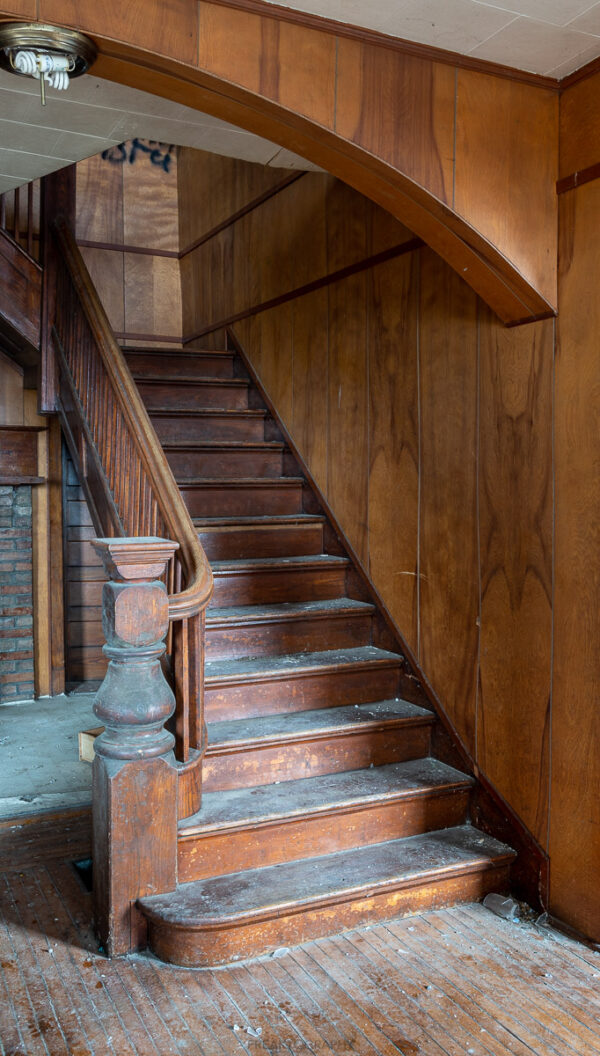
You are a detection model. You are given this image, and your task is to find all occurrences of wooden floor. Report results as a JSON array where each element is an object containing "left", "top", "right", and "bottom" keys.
[{"left": 1, "top": 850, "right": 599, "bottom": 1056}]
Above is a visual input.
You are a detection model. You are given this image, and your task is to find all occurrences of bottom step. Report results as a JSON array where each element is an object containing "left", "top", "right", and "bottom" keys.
[{"left": 139, "top": 826, "right": 515, "bottom": 966}]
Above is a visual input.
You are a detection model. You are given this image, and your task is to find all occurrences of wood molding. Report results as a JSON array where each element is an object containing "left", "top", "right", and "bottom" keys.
[
  {"left": 556, "top": 161, "right": 600, "bottom": 195},
  {"left": 184, "top": 238, "right": 424, "bottom": 343},
  {"left": 206, "top": 0, "right": 559, "bottom": 91},
  {"left": 0, "top": 227, "right": 42, "bottom": 353},
  {"left": 113, "top": 331, "right": 184, "bottom": 344},
  {"left": 77, "top": 239, "right": 179, "bottom": 259},
  {"left": 560, "top": 53, "right": 600, "bottom": 90},
  {"left": 228, "top": 326, "right": 549, "bottom": 909},
  {"left": 178, "top": 171, "right": 305, "bottom": 258}
]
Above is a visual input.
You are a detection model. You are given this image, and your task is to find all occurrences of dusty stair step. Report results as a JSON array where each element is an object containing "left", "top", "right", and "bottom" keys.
[
  {"left": 180, "top": 477, "right": 304, "bottom": 518},
  {"left": 123, "top": 348, "right": 235, "bottom": 378},
  {"left": 180, "top": 755, "right": 469, "bottom": 882},
  {"left": 210, "top": 554, "right": 349, "bottom": 606},
  {"left": 150, "top": 409, "right": 267, "bottom": 443},
  {"left": 134, "top": 375, "right": 250, "bottom": 410},
  {"left": 196, "top": 514, "right": 325, "bottom": 559},
  {"left": 163, "top": 439, "right": 285, "bottom": 479},
  {"left": 205, "top": 645, "right": 410, "bottom": 719},
  {"left": 203, "top": 697, "right": 434, "bottom": 790},
  {"left": 140, "top": 825, "right": 516, "bottom": 967},
  {"left": 205, "top": 598, "right": 374, "bottom": 659}
]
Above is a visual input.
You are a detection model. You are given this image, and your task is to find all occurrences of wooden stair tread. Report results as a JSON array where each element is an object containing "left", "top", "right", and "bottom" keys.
[
  {"left": 195, "top": 514, "right": 324, "bottom": 527},
  {"left": 205, "top": 698, "right": 433, "bottom": 749},
  {"left": 163, "top": 440, "right": 284, "bottom": 451},
  {"left": 205, "top": 645, "right": 404, "bottom": 683},
  {"left": 206, "top": 597, "right": 374, "bottom": 623},
  {"left": 139, "top": 825, "right": 515, "bottom": 925},
  {"left": 183, "top": 477, "right": 303, "bottom": 488},
  {"left": 210, "top": 554, "right": 348, "bottom": 571},
  {"left": 182, "top": 757, "right": 462, "bottom": 832},
  {"left": 125, "top": 347, "right": 232, "bottom": 356},
  {"left": 133, "top": 374, "right": 249, "bottom": 386},
  {"left": 149, "top": 408, "right": 267, "bottom": 418}
]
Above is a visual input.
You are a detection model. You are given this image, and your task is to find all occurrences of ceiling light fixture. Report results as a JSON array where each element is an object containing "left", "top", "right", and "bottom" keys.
[{"left": 0, "top": 23, "right": 97, "bottom": 106}]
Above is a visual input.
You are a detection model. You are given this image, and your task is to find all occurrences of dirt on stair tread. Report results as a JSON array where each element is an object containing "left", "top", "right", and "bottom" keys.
[
  {"left": 195, "top": 514, "right": 325, "bottom": 527},
  {"left": 162, "top": 440, "right": 285, "bottom": 450},
  {"left": 133, "top": 374, "right": 249, "bottom": 385},
  {"left": 204, "top": 645, "right": 405, "bottom": 681},
  {"left": 205, "top": 698, "right": 433, "bottom": 746},
  {"left": 206, "top": 597, "right": 375, "bottom": 622},
  {"left": 140, "top": 826, "right": 516, "bottom": 923},
  {"left": 181, "top": 758, "right": 469, "bottom": 831},
  {"left": 181, "top": 477, "right": 303, "bottom": 486}
]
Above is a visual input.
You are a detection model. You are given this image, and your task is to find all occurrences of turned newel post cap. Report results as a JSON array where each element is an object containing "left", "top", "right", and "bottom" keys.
[{"left": 91, "top": 537, "right": 179, "bottom": 582}]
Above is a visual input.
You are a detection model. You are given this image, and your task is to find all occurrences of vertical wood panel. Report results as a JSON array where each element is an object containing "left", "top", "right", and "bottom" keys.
[
  {"left": 197, "top": 2, "right": 336, "bottom": 127},
  {"left": 0, "top": 353, "right": 24, "bottom": 426},
  {"left": 368, "top": 251, "right": 419, "bottom": 655},
  {"left": 478, "top": 309, "right": 553, "bottom": 846},
  {"left": 76, "top": 154, "right": 123, "bottom": 244},
  {"left": 291, "top": 290, "right": 328, "bottom": 492},
  {"left": 419, "top": 249, "right": 479, "bottom": 756},
  {"left": 124, "top": 255, "right": 182, "bottom": 339},
  {"left": 559, "top": 68, "right": 600, "bottom": 180},
  {"left": 335, "top": 40, "right": 455, "bottom": 205},
  {"left": 551, "top": 184, "right": 600, "bottom": 940},
  {"left": 123, "top": 150, "right": 179, "bottom": 252},
  {"left": 326, "top": 183, "right": 368, "bottom": 565},
  {"left": 40, "top": 0, "right": 198, "bottom": 61},
  {"left": 80, "top": 247, "right": 125, "bottom": 333},
  {"left": 455, "top": 71, "right": 558, "bottom": 310}
]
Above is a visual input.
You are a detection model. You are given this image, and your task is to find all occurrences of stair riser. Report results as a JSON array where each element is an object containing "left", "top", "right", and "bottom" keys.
[
  {"left": 137, "top": 381, "right": 248, "bottom": 410},
  {"left": 204, "top": 664, "right": 402, "bottom": 721},
  {"left": 206, "top": 613, "right": 372, "bottom": 660},
  {"left": 166, "top": 448, "right": 283, "bottom": 479},
  {"left": 152, "top": 415, "right": 265, "bottom": 443},
  {"left": 179, "top": 790, "right": 469, "bottom": 882},
  {"left": 211, "top": 565, "right": 347, "bottom": 607},
  {"left": 181, "top": 483, "right": 303, "bottom": 518},
  {"left": 203, "top": 723, "right": 432, "bottom": 792},
  {"left": 198, "top": 524, "right": 323, "bottom": 560},
  {"left": 148, "top": 865, "right": 511, "bottom": 966},
  {"left": 125, "top": 352, "right": 234, "bottom": 377}
]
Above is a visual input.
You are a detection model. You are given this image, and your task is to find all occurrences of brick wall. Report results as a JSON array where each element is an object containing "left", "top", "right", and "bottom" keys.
[{"left": 0, "top": 485, "right": 35, "bottom": 703}]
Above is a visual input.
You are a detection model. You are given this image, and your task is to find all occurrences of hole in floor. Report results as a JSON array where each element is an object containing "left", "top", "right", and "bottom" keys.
[{"left": 72, "top": 857, "right": 93, "bottom": 892}]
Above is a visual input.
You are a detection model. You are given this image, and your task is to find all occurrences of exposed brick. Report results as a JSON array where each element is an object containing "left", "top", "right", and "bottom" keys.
[
  {"left": 14, "top": 616, "right": 33, "bottom": 628},
  {"left": 0, "top": 671, "right": 35, "bottom": 684},
  {"left": 14, "top": 659, "right": 34, "bottom": 672}
]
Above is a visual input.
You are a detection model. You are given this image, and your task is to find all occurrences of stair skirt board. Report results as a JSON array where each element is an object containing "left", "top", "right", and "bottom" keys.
[{"left": 73, "top": 344, "right": 518, "bottom": 966}]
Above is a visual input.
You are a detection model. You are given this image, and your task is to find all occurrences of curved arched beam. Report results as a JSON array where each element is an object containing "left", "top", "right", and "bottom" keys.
[{"left": 1, "top": 4, "right": 558, "bottom": 323}]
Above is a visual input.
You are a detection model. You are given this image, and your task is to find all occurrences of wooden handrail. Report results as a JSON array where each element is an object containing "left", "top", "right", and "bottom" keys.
[{"left": 50, "top": 215, "right": 212, "bottom": 789}]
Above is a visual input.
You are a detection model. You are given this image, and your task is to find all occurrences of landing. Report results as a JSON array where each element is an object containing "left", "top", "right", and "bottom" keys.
[{"left": 0, "top": 690, "right": 95, "bottom": 819}]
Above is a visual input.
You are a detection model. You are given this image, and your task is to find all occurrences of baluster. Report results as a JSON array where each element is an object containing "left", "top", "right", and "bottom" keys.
[
  {"left": 27, "top": 182, "right": 33, "bottom": 256},
  {"left": 13, "top": 187, "right": 20, "bottom": 244},
  {"left": 0, "top": 192, "right": 5, "bottom": 230}
]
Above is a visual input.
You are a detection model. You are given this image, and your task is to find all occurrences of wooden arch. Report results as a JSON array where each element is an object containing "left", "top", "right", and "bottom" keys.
[{"left": 1, "top": 1, "right": 559, "bottom": 324}]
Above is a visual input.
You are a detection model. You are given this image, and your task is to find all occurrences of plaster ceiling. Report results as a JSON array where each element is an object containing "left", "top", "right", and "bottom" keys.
[
  {"left": 264, "top": 0, "right": 600, "bottom": 77},
  {"left": 0, "top": 68, "right": 320, "bottom": 195}
]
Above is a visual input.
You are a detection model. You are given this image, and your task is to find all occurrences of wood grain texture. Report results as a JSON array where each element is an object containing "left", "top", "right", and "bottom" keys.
[
  {"left": 368, "top": 250, "right": 419, "bottom": 657},
  {"left": 39, "top": 0, "right": 198, "bottom": 61},
  {"left": 477, "top": 309, "right": 553, "bottom": 847},
  {"left": 326, "top": 181, "right": 368, "bottom": 566},
  {"left": 123, "top": 149, "right": 179, "bottom": 252},
  {"left": 559, "top": 68, "right": 600, "bottom": 181},
  {"left": 0, "top": 353, "right": 23, "bottom": 426},
  {"left": 551, "top": 184, "right": 600, "bottom": 941},
  {"left": 76, "top": 153, "right": 123, "bottom": 245},
  {"left": 419, "top": 249, "right": 479, "bottom": 757},
  {"left": 336, "top": 39, "right": 455, "bottom": 205},
  {"left": 0, "top": 228, "right": 42, "bottom": 351},
  {"left": 80, "top": 246, "right": 125, "bottom": 333},
  {"left": 198, "top": 1, "right": 336, "bottom": 127},
  {"left": 124, "top": 254, "right": 182, "bottom": 339},
  {"left": 455, "top": 70, "right": 558, "bottom": 311}
]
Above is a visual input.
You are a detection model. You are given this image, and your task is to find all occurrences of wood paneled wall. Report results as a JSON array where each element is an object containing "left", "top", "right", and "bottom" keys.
[
  {"left": 76, "top": 145, "right": 182, "bottom": 346},
  {"left": 0, "top": 0, "right": 558, "bottom": 323},
  {"left": 178, "top": 147, "right": 600, "bottom": 943}
]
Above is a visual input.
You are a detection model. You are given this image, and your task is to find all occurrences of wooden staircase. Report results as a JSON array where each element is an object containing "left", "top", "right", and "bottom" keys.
[{"left": 122, "top": 344, "right": 515, "bottom": 967}]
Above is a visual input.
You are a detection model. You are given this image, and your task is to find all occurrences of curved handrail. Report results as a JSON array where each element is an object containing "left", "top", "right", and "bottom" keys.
[{"left": 52, "top": 216, "right": 213, "bottom": 619}]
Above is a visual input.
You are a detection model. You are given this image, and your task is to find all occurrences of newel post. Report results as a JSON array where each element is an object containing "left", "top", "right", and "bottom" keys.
[{"left": 91, "top": 537, "right": 179, "bottom": 956}]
